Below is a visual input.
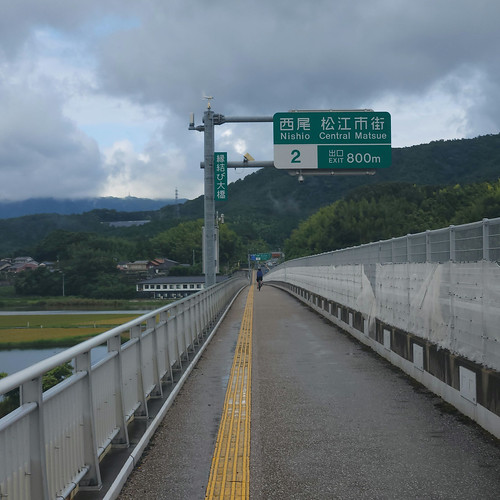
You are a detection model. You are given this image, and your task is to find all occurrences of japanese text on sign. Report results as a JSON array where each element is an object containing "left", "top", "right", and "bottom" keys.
[
  {"left": 274, "top": 111, "right": 390, "bottom": 144},
  {"left": 214, "top": 152, "right": 227, "bottom": 201}
]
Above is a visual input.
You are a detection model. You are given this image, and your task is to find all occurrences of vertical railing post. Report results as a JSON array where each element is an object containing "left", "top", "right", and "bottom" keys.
[
  {"left": 131, "top": 325, "right": 148, "bottom": 418},
  {"left": 176, "top": 303, "right": 187, "bottom": 360},
  {"left": 425, "top": 230, "right": 431, "bottom": 262},
  {"left": 172, "top": 305, "right": 183, "bottom": 371},
  {"left": 107, "top": 335, "right": 129, "bottom": 447},
  {"left": 75, "top": 352, "right": 102, "bottom": 489},
  {"left": 202, "top": 292, "right": 209, "bottom": 335},
  {"left": 20, "top": 377, "right": 50, "bottom": 499},
  {"left": 483, "top": 218, "right": 490, "bottom": 261},
  {"left": 148, "top": 316, "right": 163, "bottom": 398},
  {"left": 161, "top": 311, "right": 174, "bottom": 383},
  {"left": 210, "top": 288, "right": 216, "bottom": 324},
  {"left": 449, "top": 225, "right": 455, "bottom": 262},
  {"left": 184, "top": 300, "right": 192, "bottom": 355},
  {"left": 194, "top": 296, "right": 202, "bottom": 343},
  {"left": 186, "top": 299, "right": 195, "bottom": 351},
  {"left": 189, "top": 298, "right": 197, "bottom": 346}
]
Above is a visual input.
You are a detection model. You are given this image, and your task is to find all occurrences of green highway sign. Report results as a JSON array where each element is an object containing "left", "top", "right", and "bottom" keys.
[
  {"left": 214, "top": 152, "right": 227, "bottom": 201},
  {"left": 273, "top": 111, "right": 391, "bottom": 169},
  {"left": 250, "top": 253, "right": 272, "bottom": 261}
]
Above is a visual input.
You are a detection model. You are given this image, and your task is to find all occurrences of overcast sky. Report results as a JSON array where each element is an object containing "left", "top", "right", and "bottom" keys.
[{"left": 0, "top": 1, "right": 499, "bottom": 201}]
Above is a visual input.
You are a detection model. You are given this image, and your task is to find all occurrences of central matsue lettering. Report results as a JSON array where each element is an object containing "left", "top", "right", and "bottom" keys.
[{"left": 319, "top": 131, "right": 351, "bottom": 140}]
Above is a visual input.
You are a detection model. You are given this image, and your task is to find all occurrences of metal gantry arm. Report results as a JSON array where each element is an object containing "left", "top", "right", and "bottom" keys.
[{"left": 189, "top": 108, "right": 273, "bottom": 287}]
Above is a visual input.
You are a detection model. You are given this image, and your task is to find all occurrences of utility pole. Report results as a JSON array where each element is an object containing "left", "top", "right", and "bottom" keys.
[
  {"left": 189, "top": 101, "right": 273, "bottom": 287},
  {"left": 203, "top": 104, "right": 216, "bottom": 287}
]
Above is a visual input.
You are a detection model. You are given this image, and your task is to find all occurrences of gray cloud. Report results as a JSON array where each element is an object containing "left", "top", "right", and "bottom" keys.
[
  {"left": 0, "top": 1, "right": 499, "bottom": 202},
  {"left": 0, "top": 85, "right": 103, "bottom": 200},
  {"left": 95, "top": 1, "right": 500, "bottom": 113}
]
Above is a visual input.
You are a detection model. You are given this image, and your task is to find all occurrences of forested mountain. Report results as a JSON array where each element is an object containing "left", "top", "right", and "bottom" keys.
[
  {"left": 158, "top": 133, "right": 500, "bottom": 248},
  {"left": 1, "top": 133, "right": 500, "bottom": 257},
  {"left": 284, "top": 181, "right": 500, "bottom": 258}
]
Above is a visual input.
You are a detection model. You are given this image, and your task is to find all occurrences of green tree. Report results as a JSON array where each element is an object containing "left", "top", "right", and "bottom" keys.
[
  {"left": 284, "top": 181, "right": 500, "bottom": 258},
  {"left": 150, "top": 219, "right": 245, "bottom": 273},
  {"left": 42, "top": 362, "right": 73, "bottom": 391},
  {"left": 150, "top": 219, "right": 204, "bottom": 264},
  {"left": 0, "top": 372, "right": 20, "bottom": 417},
  {"left": 14, "top": 266, "right": 63, "bottom": 296},
  {"left": 218, "top": 224, "right": 245, "bottom": 273},
  {"left": 56, "top": 235, "right": 136, "bottom": 298},
  {"left": 0, "top": 363, "right": 73, "bottom": 418}
]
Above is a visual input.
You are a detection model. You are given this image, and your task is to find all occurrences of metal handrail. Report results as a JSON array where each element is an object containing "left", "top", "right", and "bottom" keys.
[
  {"left": 0, "top": 274, "right": 248, "bottom": 500},
  {"left": 272, "top": 217, "right": 499, "bottom": 268}
]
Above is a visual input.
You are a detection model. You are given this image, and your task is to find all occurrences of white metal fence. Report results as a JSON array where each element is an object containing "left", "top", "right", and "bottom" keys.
[
  {"left": 281, "top": 217, "right": 500, "bottom": 267},
  {"left": 267, "top": 217, "right": 500, "bottom": 371},
  {"left": 0, "top": 275, "right": 247, "bottom": 500},
  {"left": 266, "top": 218, "right": 500, "bottom": 441}
]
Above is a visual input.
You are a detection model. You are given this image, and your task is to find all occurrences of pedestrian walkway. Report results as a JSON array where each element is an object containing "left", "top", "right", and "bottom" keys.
[
  {"left": 205, "top": 282, "right": 254, "bottom": 498},
  {"left": 118, "top": 283, "right": 500, "bottom": 499}
]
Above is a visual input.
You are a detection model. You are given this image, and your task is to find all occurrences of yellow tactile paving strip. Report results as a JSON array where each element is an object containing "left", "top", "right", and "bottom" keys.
[{"left": 205, "top": 281, "right": 255, "bottom": 499}]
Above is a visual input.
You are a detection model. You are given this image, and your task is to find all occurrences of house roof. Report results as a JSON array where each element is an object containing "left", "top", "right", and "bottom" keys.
[
  {"left": 8, "top": 262, "right": 38, "bottom": 272},
  {"left": 151, "top": 258, "right": 178, "bottom": 265},
  {"left": 150, "top": 258, "right": 179, "bottom": 269},
  {"left": 13, "top": 256, "right": 36, "bottom": 263}
]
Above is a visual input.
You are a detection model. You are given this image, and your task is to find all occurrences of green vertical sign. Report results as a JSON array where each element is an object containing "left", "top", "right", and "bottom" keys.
[{"left": 214, "top": 152, "right": 227, "bottom": 201}]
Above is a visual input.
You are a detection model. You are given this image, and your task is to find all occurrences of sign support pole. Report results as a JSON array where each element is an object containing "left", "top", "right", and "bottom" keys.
[
  {"left": 190, "top": 108, "right": 272, "bottom": 287},
  {"left": 203, "top": 107, "right": 216, "bottom": 287}
]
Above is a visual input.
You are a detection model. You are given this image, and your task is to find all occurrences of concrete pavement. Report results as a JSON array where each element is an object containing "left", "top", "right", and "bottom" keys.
[{"left": 117, "top": 283, "right": 500, "bottom": 499}]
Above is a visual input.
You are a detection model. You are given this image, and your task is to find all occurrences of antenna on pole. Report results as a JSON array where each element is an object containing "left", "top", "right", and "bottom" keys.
[{"left": 203, "top": 96, "right": 214, "bottom": 109}]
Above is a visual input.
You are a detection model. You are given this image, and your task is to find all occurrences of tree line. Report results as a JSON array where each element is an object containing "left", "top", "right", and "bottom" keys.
[
  {"left": 12, "top": 219, "right": 254, "bottom": 298},
  {"left": 11, "top": 179, "right": 500, "bottom": 299},
  {"left": 4, "top": 132, "right": 500, "bottom": 298},
  {"left": 284, "top": 180, "right": 500, "bottom": 259}
]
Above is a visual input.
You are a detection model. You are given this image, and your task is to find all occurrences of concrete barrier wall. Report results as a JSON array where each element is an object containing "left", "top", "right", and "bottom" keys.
[
  {"left": 270, "top": 261, "right": 500, "bottom": 370},
  {"left": 267, "top": 249, "right": 500, "bottom": 439}
]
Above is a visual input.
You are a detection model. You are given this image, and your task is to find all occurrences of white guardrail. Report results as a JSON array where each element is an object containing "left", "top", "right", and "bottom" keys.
[
  {"left": 266, "top": 218, "right": 500, "bottom": 439},
  {"left": 273, "top": 217, "right": 500, "bottom": 267},
  {"left": 0, "top": 275, "right": 247, "bottom": 500},
  {"left": 267, "top": 217, "right": 500, "bottom": 370}
]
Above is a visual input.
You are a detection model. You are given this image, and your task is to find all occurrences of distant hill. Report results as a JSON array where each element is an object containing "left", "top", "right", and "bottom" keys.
[
  {"left": 0, "top": 133, "right": 499, "bottom": 255},
  {"left": 0, "top": 197, "right": 185, "bottom": 219}
]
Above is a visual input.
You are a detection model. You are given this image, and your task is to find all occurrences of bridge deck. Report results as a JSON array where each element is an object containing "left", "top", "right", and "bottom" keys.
[{"left": 114, "top": 284, "right": 500, "bottom": 499}]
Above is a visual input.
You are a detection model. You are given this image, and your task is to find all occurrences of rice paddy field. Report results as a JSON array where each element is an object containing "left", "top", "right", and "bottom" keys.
[{"left": 0, "top": 313, "right": 142, "bottom": 348}]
